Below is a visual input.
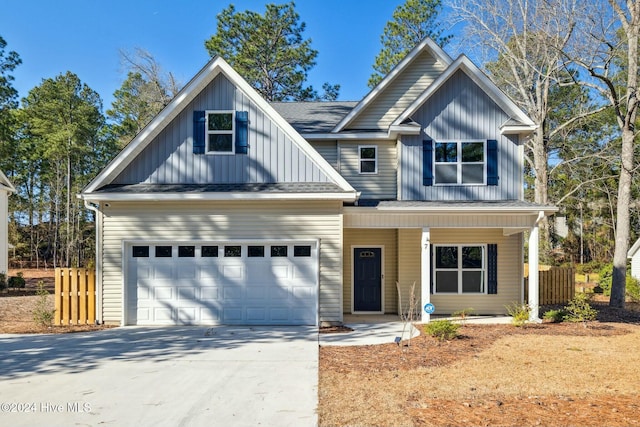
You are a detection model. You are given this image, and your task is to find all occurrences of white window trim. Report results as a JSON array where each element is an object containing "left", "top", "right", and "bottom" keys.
[
  {"left": 358, "top": 145, "right": 378, "bottom": 175},
  {"left": 205, "top": 110, "right": 235, "bottom": 155},
  {"left": 433, "top": 244, "right": 487, "bottom": 294},
  {"left": 434, "top": 140, "right": 486, "bottom": 186}
]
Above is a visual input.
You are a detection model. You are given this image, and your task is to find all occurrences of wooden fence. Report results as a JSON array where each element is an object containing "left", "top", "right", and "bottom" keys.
[
  {"left": 524, "top": 267, "right": 576, "bottom": 305},
  {"left": 54, "top": 268, "right": 96, "bottom": 325}
]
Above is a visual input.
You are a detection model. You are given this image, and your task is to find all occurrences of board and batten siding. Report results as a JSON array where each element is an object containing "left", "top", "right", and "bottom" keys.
[
  {"left": 400, "top": 70, "right": 524, "bottom": 201},
  {"left": 338, "top": 140, "right": 397, "bottom": 199},
  {"left": 348, "top": 51, "right": 446, "bottom": 130},
  {"left": 631, "top": 250, "right": 640, "bottom": 280},
  {"left": 99, "top": 200, "right": 343, "bottom": 324},
  {"left": 113, "top": 73, "right": 332, "bottom": 185},
  {"left": 397, "top": 228, "right": 523, "bottom": 315},
  {"left": 0, "top": 189, "right": 8, "bottom": 274},
  {"left": 343, "top": 229, "right": 398, "bottom": 314}
]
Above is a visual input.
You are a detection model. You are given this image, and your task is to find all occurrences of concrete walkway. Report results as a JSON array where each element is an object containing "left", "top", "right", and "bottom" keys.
[
  {"left": 319, "top": 314, "right": 513, "bottom": 346},
  {"left": 0, "top": 326, "right": 318, "bottom": 427}
]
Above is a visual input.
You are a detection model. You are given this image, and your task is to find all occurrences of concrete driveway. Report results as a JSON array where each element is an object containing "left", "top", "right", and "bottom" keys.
[{"left": 0, "top": 326, "right": 318, "bottom": 427}]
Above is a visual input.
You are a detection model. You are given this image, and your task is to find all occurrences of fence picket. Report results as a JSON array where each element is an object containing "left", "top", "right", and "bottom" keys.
[{"left": 54, "top": 268, "right": 96, "bottom": 325}]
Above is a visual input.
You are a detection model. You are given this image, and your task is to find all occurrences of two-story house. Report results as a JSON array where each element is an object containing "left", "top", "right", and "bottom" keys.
[{"left": 80, "top": 38, "right": 556, "bottom": 326}]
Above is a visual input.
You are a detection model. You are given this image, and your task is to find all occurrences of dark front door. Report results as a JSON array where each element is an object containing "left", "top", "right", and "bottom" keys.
[{"left": 353, "top": 247, "right": 382, "bottom": 312}]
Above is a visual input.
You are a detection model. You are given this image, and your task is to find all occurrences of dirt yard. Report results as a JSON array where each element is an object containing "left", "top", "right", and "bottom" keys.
[
  {"left": 0, "top": 269, "right": 108, "bottom": 333},
  {"left": 320, "top": 304, "right": 640, "bottom": 427}
]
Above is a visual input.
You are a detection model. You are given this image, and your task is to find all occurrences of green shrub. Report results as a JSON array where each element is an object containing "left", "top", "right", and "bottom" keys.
[
  {"left": 505, "top": 302, "right": 530, "bottom": 327},
  {"left": 563, "top": 293, "right": 597, "bottom": 324},
  {"left": 543, "top": 309, "right": 566, "bottom": 323},
  {"left": 0, "top": 272, "right": 6, "bottom": 291},
  {"left": 424, "top": 320, "right": 460, "bottom": 341},
  {"left": 32, "top": 281, "right": 55, "bottom": 327},
  {"left": 626, "top": 276, "right": 640, "bottom": 303},
  {"left": 597, "top": 263, "right": 636, "bottom": 295},
  {"left": 8, "top": 272, "right": 25, "bottom": 289}
]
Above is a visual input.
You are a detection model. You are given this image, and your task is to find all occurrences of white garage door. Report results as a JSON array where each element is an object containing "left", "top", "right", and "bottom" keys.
[{"left": 125, "top": 241, "right": 318, "bottom": 326}]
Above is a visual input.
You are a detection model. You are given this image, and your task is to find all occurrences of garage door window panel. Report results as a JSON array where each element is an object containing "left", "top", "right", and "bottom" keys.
[
  {"left": 178, "top": 246, "right": 195, "bottom": 257},
  {"left": 155, "top": 246, "right": 172, "bottom": 257},
  {"left": 132, "top": 246, "right": 149, "bottom": 257},
  {"left": 202, "top": 246, "right": 218, "bottom": 257},
  {"left": 224, "top": 246, "right": 241, "bottom": 257},
  {"left": 294, "top": 246, "right": 311, "bottom": 257},
  {"left": 271, "top": 245, "right": 288, "bottom": 257},
  {"left": 248, "top": 246, "right": 265, "bottom": 257}
]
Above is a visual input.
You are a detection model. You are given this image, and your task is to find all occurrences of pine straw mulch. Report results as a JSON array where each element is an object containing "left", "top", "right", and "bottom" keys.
[{"left": 319, "top": 304, "right": 640, "bottom": 427}]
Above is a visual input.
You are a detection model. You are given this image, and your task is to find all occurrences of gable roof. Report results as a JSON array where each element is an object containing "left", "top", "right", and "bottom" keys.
[
  {"left": 628, "top": 238, "right": 640, "bottom": 258},
  {"left": 81, "top": 56, "right": 356, "bottom": 199},
  {"left": 391, "top": 55, "right": 536, "bottom": 135},
  {"left": 333, "top": 38, "right": 453, "bottom": 133},
  {"left": 0, "top": 170, "right": 15, "bottom": 193}
]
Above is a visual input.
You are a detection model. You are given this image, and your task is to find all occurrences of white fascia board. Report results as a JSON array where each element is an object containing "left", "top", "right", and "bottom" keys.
[
  {"left": 333, "top": 38, "right": 453, "bottom": 133},
  {"left": 302, "top": 125, "right": 420, "bottom": 141},
  {"left": 345, "top": 205, "right": 558, "bottom": 216},
  {"left": 80, "top": 192, "right": 358, "bottom": 202},
  {"left": 0, "top": 170, "right": 15, "bottom": 193},
  {"left": 500, "top": 124, "right": 538, "bottom": 136},
  {"left": 392, "top": 55, "right": 536, "bottom": 129},
  {"left": 628, "top": 238, "right": 640, "bottom": 258}
]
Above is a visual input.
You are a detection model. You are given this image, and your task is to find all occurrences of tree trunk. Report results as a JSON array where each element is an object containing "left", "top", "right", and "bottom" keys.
[
  {"left": 532, "top": 126, "right": 551, "bottom": 257},
  {"left": 610, "top": 130, "right": 633, "bottom": 308}
]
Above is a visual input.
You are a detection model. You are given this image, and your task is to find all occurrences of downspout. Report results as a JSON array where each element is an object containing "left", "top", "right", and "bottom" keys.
[{"left": 84, "top": 200, "right": 102, "bottom": 324}]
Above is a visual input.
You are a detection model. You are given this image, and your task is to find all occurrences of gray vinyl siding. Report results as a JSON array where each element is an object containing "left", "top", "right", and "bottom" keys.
[
  {"left": 113, "top": 74, "right": 331, "bottom": 185},
  {"left": 400, "top": 70, "right": 523, "bottom": 201},
  {"left": 310, "top": 141, "right": 338, "bottom": 170},
  {"left": 99, "top": 200, "right": 344, "bottom": 324},
  {"left": 348, "top": 51, "right": 446, "bottom": 130},
  {"left": 397, "top": 228, "right": 523, "bottom": 315},
  {"left": 338, "top": 140, "right": 397, "bottom": 199}
]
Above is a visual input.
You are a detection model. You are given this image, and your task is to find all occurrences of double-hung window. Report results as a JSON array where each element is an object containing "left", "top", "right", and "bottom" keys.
[
  {"left": 434, "top": 141, "right": 485, "bottom": 184},
  {"left": 206, "top": 110, "right": 235, "bottom": 154},
  {"left": 434, "top": 244, "right": 486, "bottom": 294},
  {"left": 359, "top": 145, "right": 377, "bottom": 174}
]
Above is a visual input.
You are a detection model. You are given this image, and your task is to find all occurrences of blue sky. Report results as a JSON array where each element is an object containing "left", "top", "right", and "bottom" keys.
[{"left": 1, "top": 0, "right": 458, "bottom": 109}]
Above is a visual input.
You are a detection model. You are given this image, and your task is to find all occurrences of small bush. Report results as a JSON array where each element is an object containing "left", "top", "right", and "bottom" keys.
[
  {"left": 543, "top": 309, "right": 566, "bottom": 323},
  {"left": 626, "top": 276, "right": 640, "bottom": 303},
  {"left": 452, "top": 307, "right": 475, "bottom": 319},
  {"left": 0, "top": 272, "right": 6, "bottom": 291},
  {"left": 32, "top": 281, "right": 55, "bottom": 327},
  {"left": 597, "top": 263, "right": 636, "bottom": 296},
  {"left": 563, "top": 293, "right": 597, "bottom": 324},
  {"left": 8, "top": 272, "right": 25, "bottom": 289},
  {"left": 424, "top": 320, "right": 460, "bottom": 341},
  {"left": 505, "top": 302, "right": 530, "bottom": 327}
]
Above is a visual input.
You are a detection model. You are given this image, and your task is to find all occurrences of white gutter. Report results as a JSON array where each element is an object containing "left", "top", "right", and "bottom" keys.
[
  {"left": 84, "top": 200, "right": 102, "bottom": 324},
  {"left": 80, "top": 191, "right": 358, "bottom": 202},
  {"left": 301, "top": 126, "right": 421, "bottom": 141}
]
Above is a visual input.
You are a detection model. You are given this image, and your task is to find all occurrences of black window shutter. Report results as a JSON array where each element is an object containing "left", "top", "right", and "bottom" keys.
[
  {"left": 235, "top": 111, "right": 249, "bottom": 154},
  {"left": 193, "top": 111, "right": 206, "bottom": 154},
  {"left": 487, "top": 139, "right": 498, "bottom": 185},
  {"left": 487, "top": 243, "right": 498, "bottom": 294},
  {"left": 423, "top": 139, "right": 433, "bottom": 186}
]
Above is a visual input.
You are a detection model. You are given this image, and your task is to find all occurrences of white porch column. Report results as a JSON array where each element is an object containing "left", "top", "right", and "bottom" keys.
[
  {"left": 528, "top": 211, "right": 544, "bottom": 322},
  {"left": 421, "top": 227, "right": 431, "bottom": 323}
]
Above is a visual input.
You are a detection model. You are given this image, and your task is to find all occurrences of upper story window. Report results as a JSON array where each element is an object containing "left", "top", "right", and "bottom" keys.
[
  {"left": 359, "top": 145, "right": 377, "bottom": 174},
  {"left": 434, "top": 141, "right": 485, "bottom": 185},
  {"left": 206, "top": 111, "right": 235, "bottom": 154}
]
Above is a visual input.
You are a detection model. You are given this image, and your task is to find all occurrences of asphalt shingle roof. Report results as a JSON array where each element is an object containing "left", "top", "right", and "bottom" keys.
[
  {"left": 96, "top": 182, "right": 347, "bottom": 194},
  {"left": 271, "top": 101, "right": 357, "bottom": 133}
]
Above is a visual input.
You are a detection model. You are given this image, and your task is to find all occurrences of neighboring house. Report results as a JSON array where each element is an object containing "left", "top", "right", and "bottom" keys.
[
  {"left": 80, "top": 38, "right": 557, "bottom": 326},
  {"left": 0, "top": 170, "right": 15, "bottom": 275},
  {"left": 628, "top": 239, "right": 640, "bottom": 280}
]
